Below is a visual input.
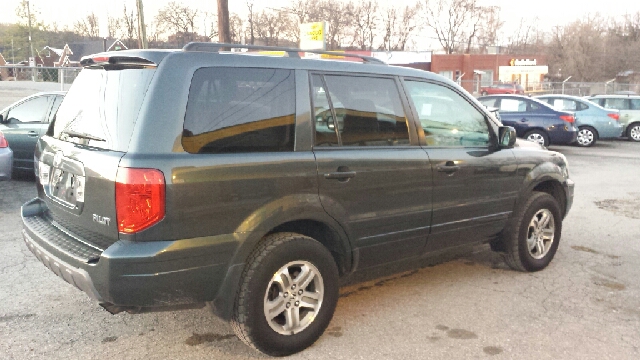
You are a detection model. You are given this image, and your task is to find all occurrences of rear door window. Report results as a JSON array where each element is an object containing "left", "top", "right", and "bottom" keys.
[
  {"left": 499, "top": 98, "right": 527, "bottom": 112},
  {"left": 314, "top": 75, "right": 409, "bottom": 147},
  {"left": 630, "top": 99, "right": 640, "bottom": 110},
  {"left": 603, "top": 98, "right": 629, "bottom": 110},
  {"left": 182, "top": 67, "right": 295, "bottom": 154}
]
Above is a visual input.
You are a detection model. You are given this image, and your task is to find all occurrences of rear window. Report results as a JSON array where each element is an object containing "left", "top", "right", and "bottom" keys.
[
  {"left": 182, "top": 67, "right": 295, "bottom": 154},
  {"left": 53, "top": 68, "right": 155, "bottom": 152}
]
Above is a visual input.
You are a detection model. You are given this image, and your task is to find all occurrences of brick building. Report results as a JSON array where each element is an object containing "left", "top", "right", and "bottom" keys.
[{"left": 430, "top": 54, "right": 548, "bottom": 94}]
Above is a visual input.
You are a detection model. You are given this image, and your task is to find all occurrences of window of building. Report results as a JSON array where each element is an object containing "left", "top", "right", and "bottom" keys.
[
  {"left": 439, "top": 71, "right": 453, "bottom": 80},
  {"left": 478, "top": 70, "right": 494, "bottom": 87},
  {"left": 182, "top": 67, "right": 296, "bottom": 154}
]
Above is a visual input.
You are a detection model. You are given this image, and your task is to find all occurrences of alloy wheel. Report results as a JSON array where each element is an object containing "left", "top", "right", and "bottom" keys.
[
  {"left": 263, "top": 260, "right": 324, "bottom": 335},
  {"left": 526, "top": 133, "right": 546, "bottom": 146},
  {"left": 630, "top": 125, "right": 640, "bottom": 141},
  {"left": 526, "top": 209, "right": 555, "bottom": 260}
]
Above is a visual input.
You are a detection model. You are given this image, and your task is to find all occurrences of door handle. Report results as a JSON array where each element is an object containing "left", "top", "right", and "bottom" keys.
[
  {"left": 436, "top": 161, "right": 460, "bottom": 174},
  {"left": 28, "top": 131, "right": 39, "bottom": 137},
  {"left": 324, "top": 171, "right": 357, "bottom": 180},
  {"left": 520, "top": 118, "right": 527, "bottom": 122}
]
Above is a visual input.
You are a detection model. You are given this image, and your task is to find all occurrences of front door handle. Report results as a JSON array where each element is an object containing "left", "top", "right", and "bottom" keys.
[
  {"left": 28, "top": 131, "right": 39, "bottom": 137},
  {"left": 324, "top": 166, "right": 356, "bottom": 181},
  {"left": 520, "top": 118, "right": 527, "bottom": 122},
  {"left": 436, "top": 161, "right": 460, "bottom": 174}
]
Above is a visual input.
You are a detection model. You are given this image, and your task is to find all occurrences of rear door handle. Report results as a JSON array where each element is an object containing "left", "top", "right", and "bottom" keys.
[{"left": 28, "top": 131, "right": 39, "bottom": 137}]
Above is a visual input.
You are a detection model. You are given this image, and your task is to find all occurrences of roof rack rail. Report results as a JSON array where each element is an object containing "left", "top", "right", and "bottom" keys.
[{"left": 181, "top": 42, "right": 386, "bottom": 65}]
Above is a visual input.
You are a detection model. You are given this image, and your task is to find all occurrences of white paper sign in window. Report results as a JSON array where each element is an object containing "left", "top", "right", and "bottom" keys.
[
  {"left": 421, "top": 103, "right": 433, "bottom": 116},
  {"left": 500, "top": 99, "right": 525, "bottom": 112}
]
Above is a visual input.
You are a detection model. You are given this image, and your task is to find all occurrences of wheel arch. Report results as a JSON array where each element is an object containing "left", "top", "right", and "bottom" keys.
[{"left": 626, "top": 121, "right": 640, "bottom": 137}]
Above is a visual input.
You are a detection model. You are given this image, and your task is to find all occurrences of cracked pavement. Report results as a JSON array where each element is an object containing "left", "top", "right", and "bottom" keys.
[{"left": 1, "top": 135, "right": 639, "bottom": 359}]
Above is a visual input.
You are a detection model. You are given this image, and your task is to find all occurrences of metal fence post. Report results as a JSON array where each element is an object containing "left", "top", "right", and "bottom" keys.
[{"left": 59, "top": 68, "right": 64, "bottom": 91}]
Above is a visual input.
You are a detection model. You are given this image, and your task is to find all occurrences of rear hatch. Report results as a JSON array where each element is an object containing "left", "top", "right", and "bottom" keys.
[{"left": 34, "top": 56, "right": 157, "bottom": 254}]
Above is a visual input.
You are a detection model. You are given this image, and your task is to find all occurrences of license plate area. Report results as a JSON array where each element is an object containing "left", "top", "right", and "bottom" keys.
[{"left": 50, "top": 169, "right": 80, "bottom": 207}]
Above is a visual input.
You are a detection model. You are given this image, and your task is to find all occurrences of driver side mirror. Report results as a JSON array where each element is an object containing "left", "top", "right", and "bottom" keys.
[{"left": 498, "top": 126, "right": 517, "bottom": 148}]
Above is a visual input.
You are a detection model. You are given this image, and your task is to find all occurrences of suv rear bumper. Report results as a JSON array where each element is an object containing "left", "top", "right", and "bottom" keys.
[{"left": 22, "top": 198, "right": 239, "bottom": 309}]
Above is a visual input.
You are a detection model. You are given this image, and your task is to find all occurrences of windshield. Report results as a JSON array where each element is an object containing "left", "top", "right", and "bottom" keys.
[{"left": 53, "top": 68, "right": 155, "bottom": 152}]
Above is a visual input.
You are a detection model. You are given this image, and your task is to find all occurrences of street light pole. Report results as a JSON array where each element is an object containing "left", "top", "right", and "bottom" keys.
[
  {"left": 27, "top": 1, "right": 35, "bottom": 80},
  {"left": 136, "top": 0, "right": 148, "bottom": 49}
]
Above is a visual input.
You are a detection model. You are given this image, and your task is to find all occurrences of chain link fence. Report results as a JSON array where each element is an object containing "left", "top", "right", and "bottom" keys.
[
  {"left": 458, "top": 79, "right": 640, "bottom": 97},
  {"left": 0, "top": 66, "right": 82, "bottom": 90}
]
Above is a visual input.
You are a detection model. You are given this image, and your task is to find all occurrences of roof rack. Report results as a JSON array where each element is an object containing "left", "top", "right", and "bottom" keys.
[{"left": 181, "top": 42, "right": 386, "bottom": 65}]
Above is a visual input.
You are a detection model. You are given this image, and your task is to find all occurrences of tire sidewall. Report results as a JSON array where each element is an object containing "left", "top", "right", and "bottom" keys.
[
  {"left": 525, "top": 130, "right": 549, "bottom": 147},
  {"left": 241, "top": 237, "right": 339, "bottom": 356},
  {"left": 516, "top": 195, "right": 562, "bottom": 272}
]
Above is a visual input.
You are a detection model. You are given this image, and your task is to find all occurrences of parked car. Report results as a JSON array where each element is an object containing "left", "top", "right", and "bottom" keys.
[
  {"left": 480, "top": 83, "right": 525, "bottom": 96},
  {"left": 0, "top": 130, "right": 13, "bottom": 180},
  {"left": 22, "top": 44, "right": 573, "bottom": 356},
  {"left": 536, "top": 94, "right": 623, "bottom": 147},
  {"left": 0, "top": 92, "right": 65, "bottom": 173},
  {"left": 587, "top": 95, "right": 640, "bottom": 142},
  {"left": 478, "top": 94, "right": 578, "bottom": 147}
]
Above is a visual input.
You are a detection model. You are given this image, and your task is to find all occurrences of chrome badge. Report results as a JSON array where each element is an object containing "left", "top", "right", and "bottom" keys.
[{"left": 93, "top": 214, "right": 111, "bottom": 226}]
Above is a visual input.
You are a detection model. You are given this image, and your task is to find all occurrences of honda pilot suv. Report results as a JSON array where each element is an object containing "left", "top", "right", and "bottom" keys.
[{"left": 22, "top": 43, "right": 574, "bottom": 356}]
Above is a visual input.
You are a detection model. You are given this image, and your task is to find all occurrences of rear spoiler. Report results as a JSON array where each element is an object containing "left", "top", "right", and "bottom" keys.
[{"left": 80, "top": 55, "right": 157, "bottom": 69}]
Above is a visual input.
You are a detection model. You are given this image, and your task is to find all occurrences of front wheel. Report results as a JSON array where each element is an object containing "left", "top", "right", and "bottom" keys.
[
  {"left": 524, "top": 130, "right": 549, "bottom": 147},
  {"left": 627, "top": 122, "right": 640, "bottom": 142},
  {"left": 575, "top": 126, "right": 597, "bottom": 147},
  {"left": 500, "top": 192, "right": 563, "bottom": 272},
  {"left": 231, "top": 232, "right": 339, "bottom": 356}
]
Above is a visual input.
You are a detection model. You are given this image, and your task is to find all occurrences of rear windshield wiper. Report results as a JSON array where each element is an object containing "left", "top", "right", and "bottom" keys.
[{"left": 61, "top": 130, "right": 106, "bottom": 142}]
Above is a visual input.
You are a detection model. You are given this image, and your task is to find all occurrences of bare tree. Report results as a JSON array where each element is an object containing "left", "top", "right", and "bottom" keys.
[
  {"left": 351, "top": 0, "right": 378, "bottom": 50},
  {"left": 247, "top": 1, "right": 255, "bottom": 45},
  {"left": 422, "top": 0, "right": 477, "bottom": 54},
  {"left": 475, "top": 6, "right": 503, "bottom": 52},
  {"left": 254, "top": 10, "right": 292, "bottom": 46},
  {"left": 74, "top": 12, "right": 100, "bottom": 39},
  {"left": 121, "top": 4, "right": 139, "bottom": 48},
  {"left": 201, "top": 11, "right": 218, "bottom": 40},
  {"left": 319, "top": 0, "right": 355, "bottom": 49},
  {"left": 154, "top": 2, "right": 199, "bottom": 38},
  {"left": 229, "top": 13, "right": 244, "bottom": 43},
  {"left": 381, "top": 3, "right": 421, "bottom": 51},
  {"left": 107, "top": 15, "right": 122, "bottom": 39}
]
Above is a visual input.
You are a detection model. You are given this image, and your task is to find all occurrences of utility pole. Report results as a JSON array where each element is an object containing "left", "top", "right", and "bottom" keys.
[
  {"left": 27, "top": 1, "right": 35, "bottom": 80},
  {"left": 136, "top": 0, "right": 148, "bottom": 49},
  {"left": 218, "top": 0, "right": 231, "bottom": 44}
]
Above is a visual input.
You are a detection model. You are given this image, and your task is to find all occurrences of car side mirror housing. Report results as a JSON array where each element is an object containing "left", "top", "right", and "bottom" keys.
[{"left": 498, "top": 126, "right": 517, "bottom": 148}]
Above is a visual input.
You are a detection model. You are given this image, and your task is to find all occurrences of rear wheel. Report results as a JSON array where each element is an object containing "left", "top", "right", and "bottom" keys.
[
  {"left": 575, "top": 126, "right": 597, "bottom": 147},
  {"left": 231, "top": 232, "right": 339, "bottom": 356},
  {"left": 499, "top": 192, "right": 562, "bottom": 272},
  {"left": 627, "top": 122, "right": 640, "bottom": 142},
  {"left": 524, "top": 130, "right": 549, "bottom": 147}
]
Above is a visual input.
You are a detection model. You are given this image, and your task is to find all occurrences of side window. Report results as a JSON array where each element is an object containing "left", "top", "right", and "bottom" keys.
[
  {"left": 576, "top": 101, "right": 588, "bottom": 111},
  {"left": 320, "top": 75, "right": 410, "bottom": 146},
  {"left": 499, "top": 98, "right": 527, "bottom": 112},
  {"left": 603, "top": 98, "right": 629, "bottom": 110},
  {"left": 630, "top": 99, "right": 640, "bottom": 110},
  {"left": 47, "top": 95, "right": 64, "bottom": 123},
  {"left": 7, "top": 96, "right": 50, "bottom": 123},
  {"left": 404, "top": 80, "right": 490, "bottom": 147},
  {"left": 552, "top": 99, "right": 576, "bottom": 111},
  {"left": 479, "top": 98, "right": 497, "bottom": 107},
  {"left": 311, "top": 75, "right": 339, "bottom": 147},
  {"left": 528, "top": 101, "right": 541, "bottom": 111},
  {"left": 182, "top": 67, "right": 295, "bottom": 154}
]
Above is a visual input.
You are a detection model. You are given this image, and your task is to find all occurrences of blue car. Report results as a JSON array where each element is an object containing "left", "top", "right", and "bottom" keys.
[
  {"left": 536, "top": 94, "right": 623, "bottom": 146},
  {"left": 478, "top": 95, "right": 578, "bottom": 147},
  {"left": 0, "top": 130, "right": 12, "bottom": 180}
]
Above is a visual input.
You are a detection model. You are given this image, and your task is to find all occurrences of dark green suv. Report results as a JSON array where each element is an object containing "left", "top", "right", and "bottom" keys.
[{"left": 22, "top": 43, "right": 574, "bottom": 356}]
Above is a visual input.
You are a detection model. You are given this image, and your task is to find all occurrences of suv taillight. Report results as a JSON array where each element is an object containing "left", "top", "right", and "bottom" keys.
[
  {"left": 559, "top": 115, "right": 575, "bottom": 123},
  {"left": 0, "top": 131, "right": 8, "bottom": 148},
  {"left": 607, "top": 113, "right": 619, "bottom": 121},
  {"left": 115, "top": 167, "right": 165, "bottom": 234}
]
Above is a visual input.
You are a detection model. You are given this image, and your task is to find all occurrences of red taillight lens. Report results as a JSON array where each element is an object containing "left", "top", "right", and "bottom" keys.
[
  {"left": 115, "top": 167, "right": 165, "bottom": 233},
  {"left": 92, "top": 56, "right": 110, "bottom": 63},
  {"left": 607, "top": 113, "right": 619, "bottom": 121},
  {"left": 0, "top": 131, "right": 8, "bottom": 148},
  {"left": 559, "top": 115, "right": 575, "bottom": 123}
]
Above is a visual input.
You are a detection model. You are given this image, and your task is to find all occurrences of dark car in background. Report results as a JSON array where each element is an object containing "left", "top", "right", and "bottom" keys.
[
  {"left": 479, "top": 95, "right": 578, "bottom": 147},
  {"left": 480, "top": 83, "right": 525, "bottom": 96},
  {"left": 0, "top": 130, "right": 12, "bottom": 180},
  {"left": 0, "top": 92, "right": 65, "bottom": 173}
]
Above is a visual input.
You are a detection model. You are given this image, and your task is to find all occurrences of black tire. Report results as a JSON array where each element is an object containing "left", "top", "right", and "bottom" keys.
[
  {"left": 499, "top": 192, "right": 563, "bottom": 272},
  {"left": 627, "top": 122, "right": 640, "bottom": 142},
  {"left": 575, "top": 126, "right": 597, "bottom": 147},
  {"left": 524, "top": 129, "right": 549, "bottom": 147},
  {"left": 231, "top": 232, "right": 339, "bottom": 356}
]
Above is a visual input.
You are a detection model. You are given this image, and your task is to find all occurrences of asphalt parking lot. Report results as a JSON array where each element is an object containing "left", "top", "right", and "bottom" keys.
[{"left": 1, "top": 139, "right": 639, "bottom": 359}]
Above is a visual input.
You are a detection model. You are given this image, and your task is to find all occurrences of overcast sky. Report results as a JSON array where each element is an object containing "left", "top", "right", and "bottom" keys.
[{"left": 1, "top": 0, "right": 639, "bottom": 49}]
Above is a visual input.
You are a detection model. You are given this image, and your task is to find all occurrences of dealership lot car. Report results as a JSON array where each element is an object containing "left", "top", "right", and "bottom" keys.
[
  {"left": 587, "top": 95, "right": 640, "bottom": 142},
  {"left": 536, "top": 94, "right": 623, "bottom": 147},
  {"left": 22, "top": 44, "right": 573, "bottom": 356},
  {"left": 480, "top": 83, "right": 525, "bottom": 96},
  {"left": 0, "top": 130, "right": 12, "bottom": 180},
  {"left": 0, "top": 92, "right": 65, "bottom": 173},
  {"left": 478, "top": 94, "right": 578, "bottom": 147}
]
